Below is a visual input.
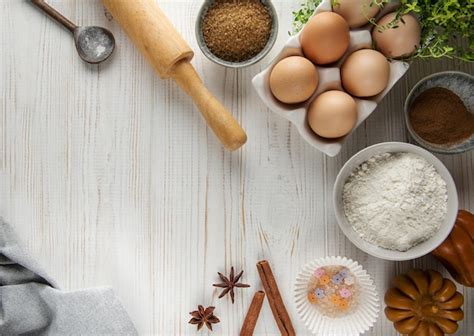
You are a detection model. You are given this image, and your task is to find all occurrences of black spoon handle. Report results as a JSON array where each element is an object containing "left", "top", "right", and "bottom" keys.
[{"left": 31, "top": 0, "right": 77, "bottom": 33}]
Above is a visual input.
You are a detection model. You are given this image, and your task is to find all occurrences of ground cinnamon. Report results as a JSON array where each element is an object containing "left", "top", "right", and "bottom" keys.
[{"left": 409, "top": 87, "right": 474, "bottom": 145}]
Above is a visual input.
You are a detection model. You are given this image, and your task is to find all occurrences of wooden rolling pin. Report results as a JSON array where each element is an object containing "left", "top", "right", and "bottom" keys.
[{"left": 102, "top": 0, "right": 247, "bottom": 151}]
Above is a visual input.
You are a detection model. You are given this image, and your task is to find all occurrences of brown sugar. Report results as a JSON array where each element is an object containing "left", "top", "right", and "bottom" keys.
[
  {"left": 202, "top": 0, "right": 272, "bottom": 62},
  {"left": 409, "top": 87, "right": 474, "bottom": 145}
]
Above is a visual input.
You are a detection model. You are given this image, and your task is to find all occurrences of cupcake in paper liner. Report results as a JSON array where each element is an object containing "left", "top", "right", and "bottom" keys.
[{"left": 294, "top": 256, "right": 379, "bottom": 335}]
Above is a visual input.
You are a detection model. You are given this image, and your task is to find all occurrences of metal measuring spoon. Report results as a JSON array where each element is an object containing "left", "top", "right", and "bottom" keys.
[{"left": 31, "top": 0, "right": 115, "bottom": 64}]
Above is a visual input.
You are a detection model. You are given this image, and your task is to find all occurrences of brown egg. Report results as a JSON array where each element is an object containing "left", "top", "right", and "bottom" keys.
[
  {"left": 269, "top": 56, "right": 319, "bottom": 104},
  {"left": 372, "top": 13, "right": 421, "bottom": 58},
  {"left": 341, "top": 49, "right": 390, "bottom": 97},
  {"left": 300, "top": 12, "right": 350, "bottom": 65},
  {"left": 333, "top": 0, "right": 379, "bottom": 28},
  {"left": 308, "top": 90, "right": 357, "bottom": 138}
]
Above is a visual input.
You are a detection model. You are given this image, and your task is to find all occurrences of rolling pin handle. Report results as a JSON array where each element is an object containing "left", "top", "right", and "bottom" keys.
[{"left": 172, "top": 61, "right": 247, "bottom": 151}]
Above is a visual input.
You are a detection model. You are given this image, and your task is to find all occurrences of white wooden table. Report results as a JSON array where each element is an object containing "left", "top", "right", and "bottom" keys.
[{"left": 1, "top": 1, "right": 473, "bottom": 335}]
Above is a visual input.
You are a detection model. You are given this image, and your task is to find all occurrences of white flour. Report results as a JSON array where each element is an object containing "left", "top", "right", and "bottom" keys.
[{"left": 343, "top": 152, "right": 448, "bottom": 251}]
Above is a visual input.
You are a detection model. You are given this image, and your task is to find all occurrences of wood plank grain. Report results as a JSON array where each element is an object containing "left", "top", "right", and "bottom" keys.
[{"left": 0, "top": 0, "right": 472, "bottom": 335}]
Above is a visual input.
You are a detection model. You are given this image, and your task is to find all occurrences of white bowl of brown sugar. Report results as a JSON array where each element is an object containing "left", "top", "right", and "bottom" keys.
[{"left": 195, "top": 0, "right": 278, "bottom": 68}]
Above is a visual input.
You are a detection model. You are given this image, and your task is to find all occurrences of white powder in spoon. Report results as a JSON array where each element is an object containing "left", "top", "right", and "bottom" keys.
[{"left": 343, "top": 152, "right": 448, "bottom": 251}]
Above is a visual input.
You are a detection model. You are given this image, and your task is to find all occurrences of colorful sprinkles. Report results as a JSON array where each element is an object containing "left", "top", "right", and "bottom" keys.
[{"left": 306, "top": 265, "right": 358, "bottom": 317}]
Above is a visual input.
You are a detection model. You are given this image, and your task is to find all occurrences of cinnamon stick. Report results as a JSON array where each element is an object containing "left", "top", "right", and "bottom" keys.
[
  {"left": 256, "top": 260, "right": 295, "bottom": 336},
  {"left": 240, "top": 291, "right": 265, "bottom": 336}
]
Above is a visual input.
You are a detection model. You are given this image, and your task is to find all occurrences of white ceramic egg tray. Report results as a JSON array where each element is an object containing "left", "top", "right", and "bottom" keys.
[{"left": 252, "top": 0, "right": 409, "bottom": 157}]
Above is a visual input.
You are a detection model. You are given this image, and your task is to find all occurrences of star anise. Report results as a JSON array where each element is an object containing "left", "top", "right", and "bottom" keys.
[
  {"left": 188, "top": 305, "right": 220, "bottom": 331},
  {"left": 213, "top": 266, "right": 250, "bottom": 304}
]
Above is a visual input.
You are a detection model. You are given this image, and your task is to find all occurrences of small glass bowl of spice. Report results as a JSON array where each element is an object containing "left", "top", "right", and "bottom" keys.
[
  {"left": 196, "top": 0, "right": 278, "bottom": 68},
  {"left": 405, "top": 71, "right": 474, "bottom": 154}
]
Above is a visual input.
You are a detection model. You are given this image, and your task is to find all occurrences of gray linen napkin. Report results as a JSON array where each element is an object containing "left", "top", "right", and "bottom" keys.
[{"left": 0, "top": 217, "right": 138, "bottom": 336}]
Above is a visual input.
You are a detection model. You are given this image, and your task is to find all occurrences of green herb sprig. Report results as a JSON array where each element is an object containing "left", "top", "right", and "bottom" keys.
[
  {"left": 291, "top": 0, "right": 322, "bottom": 34},
  {"left": 291, "top": 0, "right": 473, "bottom": 62}
]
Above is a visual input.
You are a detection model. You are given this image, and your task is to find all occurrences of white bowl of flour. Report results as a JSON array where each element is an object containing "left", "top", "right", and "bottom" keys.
[{"left": 333, "top": 142, "right": 458, "bottom": 261}]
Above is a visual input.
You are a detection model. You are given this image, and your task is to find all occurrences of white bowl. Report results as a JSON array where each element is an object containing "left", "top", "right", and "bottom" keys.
[
  {"left": 333, "top": 142, "right": 458, "bottom": 261},
  {"left": 252, "top": 0, "right": 409, "bottom": 157}
]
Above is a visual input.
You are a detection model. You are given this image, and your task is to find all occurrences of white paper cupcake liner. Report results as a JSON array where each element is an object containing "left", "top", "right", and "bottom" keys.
[{"left": 294, "top": 256, "right": 379, "bottom": 336}]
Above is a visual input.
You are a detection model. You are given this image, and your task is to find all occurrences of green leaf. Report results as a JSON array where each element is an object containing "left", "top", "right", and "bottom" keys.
[{"left": 291, "top": 0, "right": 473, "bottom": 61}]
